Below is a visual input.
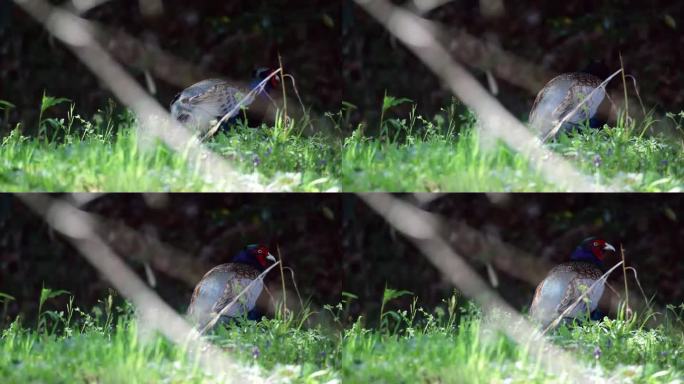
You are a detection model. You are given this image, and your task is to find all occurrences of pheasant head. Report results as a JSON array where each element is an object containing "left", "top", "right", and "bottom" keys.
[
  {"left": 570, "top": 237, "right": 616, "bottom": 268},
  {"left": 232, "top": 244, "right": 277, "bottom": 271},
  {"left": 250, "top": 68, "right": 281, "bottom": 95}
]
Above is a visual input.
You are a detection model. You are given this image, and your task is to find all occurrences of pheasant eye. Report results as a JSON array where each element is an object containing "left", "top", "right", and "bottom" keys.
[{"left": 593, "top": 241, "right": 599, "bottom": 247}]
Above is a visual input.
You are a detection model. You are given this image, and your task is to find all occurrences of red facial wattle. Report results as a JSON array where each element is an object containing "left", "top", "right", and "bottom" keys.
[
  {"left": 253, "top": 245, "right": 271, "bottom": 268},
  {"left": 256, "top": 254, "right": 266, "bottom": 267},
  {"left": 591, "top": 240, "right": 605, "bottom": 260},
  {"left": 269, "top": 75, "right": 280, "bottom": 89}
]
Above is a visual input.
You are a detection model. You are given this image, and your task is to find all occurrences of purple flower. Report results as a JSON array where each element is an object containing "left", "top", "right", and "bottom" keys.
[
  {"left": 253, "top": 155, "right": 261, "bottom": 167},
  {"left": 593, "top": 346, "right": 601, "bottom": 360},
  {"left": 252, "top": 346, "right": 260, "bottom": 359},
  {"left": 593, "top": 154, "right": 602, "bottom": 168}
]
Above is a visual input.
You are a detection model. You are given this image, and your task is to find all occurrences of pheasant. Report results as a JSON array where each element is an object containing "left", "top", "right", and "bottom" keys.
[
  {"left": 529, "top": 237, "right": 615, "bottom": 329},
  {"left": 187, "top": 244, "right": 276, "bottom": 329},
  {"left": 529, "top": 62, "right": 610, "bottom": 140},
  {"left": 170, "top": 68, "right": 280, "bottom": 133}
]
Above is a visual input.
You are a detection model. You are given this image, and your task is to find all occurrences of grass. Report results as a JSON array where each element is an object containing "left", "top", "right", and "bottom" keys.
[
  {"left": 341, "top": 98, "right": 684, "bottom": 192},
  {"left": 0, "top": 96, "right": 340, "bottom": 192},
  {"left": 2, "top": 289, "right": 682, "bottom": 383},
  {"left": 0, "top": 289, "right": 340, "bottom": 384},
  {"left": 336, "top": 291, "right": 684, "bottom": 384},
  {"left": 2, "top": 95, "right": 683, "bottom": 191}
]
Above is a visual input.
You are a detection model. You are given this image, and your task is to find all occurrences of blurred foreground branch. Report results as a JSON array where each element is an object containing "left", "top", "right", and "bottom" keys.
[
  {"left": 96, "top": 219, "right": 209, "bottom": 286},
  {"left": 354, "top": 0, "right": 617, "bottom": 192},
  {"left": 14, "top": 0, "right": 278, "bottom": 191},
  {"left": 442, "top": 28, "right": 552, "bottom": 94},
  {"left": 360, "top": 192, "right": 594, "bottom": 381},
  {"left": 18, "top": 193, "right": 264, "bottom": 382}
]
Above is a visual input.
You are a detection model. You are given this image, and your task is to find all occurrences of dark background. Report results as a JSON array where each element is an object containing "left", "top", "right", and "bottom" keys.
[
  {"left": 1, "top": 193, "right": 683, "bottom": 327},
  {"left": 3, "top": 1, "right": 682, "bottom": 137},
  {"left": 342, "top": 0, "right": 684, "bottom": 131},
  {"left": 343, "top": 194, "right": 684, "bottom": 324},
  {"left": 0, "top": 0, "right": 341, "bottom": 134},
  {"left": 0, "top": 193, "right": 343, "bottom": 323}
]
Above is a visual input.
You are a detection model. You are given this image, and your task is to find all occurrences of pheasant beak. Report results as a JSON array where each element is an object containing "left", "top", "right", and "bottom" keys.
[
  {"left": 266, "top": 253, "right": 276, "bottom": 263},
  {"left": 604, "top": 243, "right": 616, "bottom": 252}
]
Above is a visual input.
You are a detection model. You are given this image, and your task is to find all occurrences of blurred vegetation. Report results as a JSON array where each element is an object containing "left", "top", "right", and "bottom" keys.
[
  {"left": 341, "top": 100, "right": 684, "bottom": 192},
  {"left": 0, "top": 194, "right": 342, "bottom": 322},
  {"left": 343, "top": 0, "right": 684, "bottom": 130},
  {"left": 0, "top": 0, "right": 340, "bottom": 134},
  {"left": 342, "top": 194, "right": 684, "bottom": 323},
  {"left": 2, "top": 194, "right": 683, "bottom": 326}
]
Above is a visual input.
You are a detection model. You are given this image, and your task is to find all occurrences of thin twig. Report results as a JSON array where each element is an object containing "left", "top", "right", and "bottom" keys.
[
  {"left": 620, "top": 244, "right": 630, "bottom": 319},
  {"left": 624, "top": 74, "right": 646, "bottom": 116},
  {"left": 542, "top": 261, "right": 624, "bottom": 335},
  {"left": 277, "top": 245, "right": 288, "bottom": 317},
  {"left": 604, "top": 281, "right": 621, "bottom": 299},
  {"left": 278, "top": 53, "right": 288, "bottom": 125},
  {"left": 542, "top": 68, "right": 623, "bottom": 142},
  {"left": 283, "top": 266, "right": 306, "bottom": 312},
  {"left": 283, "top": 73, "right": 314, "bottom": 132},
  {"left": 198, "top": 261, "right": 281, "bottom": 335},
  {"left": 201, "top": 68, "right": 284, "bottom": 141},
  {"left": 18, "top": 193, "right": 260, "bottom": 382},
  {"left": 625, "top": 266, "right": 652, "bottom": 315},
  {"left": 620, "top": 53, "right": 629, "bottom": 125}
]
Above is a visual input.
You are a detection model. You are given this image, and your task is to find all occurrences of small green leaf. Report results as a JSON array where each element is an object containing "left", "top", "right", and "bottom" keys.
[
  {"left": 664, "top": 14, "right": 676, "bottom": 29},
  {"left": 39, "top": 287, "right": 70, "bottom": 307},
  {"left": 0, "top": 100, "right": 15, "bottom": 110},
  {"left": 342, "top": 292, "right": 359, "bottom": 300},
  {"left": 41, "top": 93, "right": 71, "bottom": 114},
  {"left": 341, "top": 101, "right": 358, "bottom": 110},
  {"left": 382, "top": 95, "right": 413, "bottom": 113},
  {"left": 382, "top": 288, "right": 413, "bottom": 304},
  {"left": 322, "top": 13, "right": 335, "bottom": 28},
  {"left": 0, "top": 292, "right": 15, "bottom": 302}
]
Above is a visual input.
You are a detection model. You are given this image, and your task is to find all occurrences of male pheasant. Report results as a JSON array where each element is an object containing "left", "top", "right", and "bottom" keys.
[
  {"left": 529, "top": 62, "right": 610, "bottom": 140},
  {"left": 187, "top": 244, "right": 276, "bottom": 329},
  {"left": 170, "top": 68, "right": 280, "bottom": 133},
  {"left": 529, "top": 237, "right": 615, "bottom": 329}
]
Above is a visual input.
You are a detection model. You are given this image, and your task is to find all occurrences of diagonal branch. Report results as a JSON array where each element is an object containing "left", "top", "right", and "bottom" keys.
[
  {"left": 17, "top": 193, "right": 265, "bottom": 382},
  {"left": 14, "top": 0, "right": 266, "bottom": 191},
  {"left": 354, "top": 0, "right": 621, "bottom": 192},
  {"left": 94, "top": 218, "right": 209, "bottom": 286},
  {"left": 360, "top": 192, "right": 595, "bottom": 381}
]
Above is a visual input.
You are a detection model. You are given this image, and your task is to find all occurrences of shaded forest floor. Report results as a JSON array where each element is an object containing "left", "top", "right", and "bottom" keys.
[
  {"left": 341, "top": 100, "right": 684, "bottom": 192},
  {"left": 1, "top": 291, "right": 682, "bottom": 383},
  {"left": 0, "top": 99, "right": 340, "bottom": 192}
]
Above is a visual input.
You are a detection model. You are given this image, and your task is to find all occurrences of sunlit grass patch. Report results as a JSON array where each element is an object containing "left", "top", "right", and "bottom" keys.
[
  {"left": 0, "top": 98, "right": 340, "bottom": 192},
  {"left": 337, "top": 290, "right": 684, "bottom": 384},
  {"left": 341, "top": 97, "right": 684, "bottom": 192},
  {"left": 0, "top": 290, "right": 340, "bottom": 384},
  {"left": 1, "top": 288, "right": 682, "bottom": 383}
]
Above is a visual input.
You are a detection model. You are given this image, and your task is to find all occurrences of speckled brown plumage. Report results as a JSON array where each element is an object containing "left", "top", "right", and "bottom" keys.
[
  {"left": 530, "top": 261, "right": 605, "bottom": 328},
  {"left": 529, "top": 72, "right": 605, "bottom": 139},
  {"left": 188, "top": 263, "right": 263, "bottom": 327}
]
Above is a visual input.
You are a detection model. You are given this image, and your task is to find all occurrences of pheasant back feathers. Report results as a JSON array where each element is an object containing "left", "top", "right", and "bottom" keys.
[
  {"left": 171, "top": 79, "right": 255, "bottom": 133},
  {"left": 188, "top": 263, "right": 264, "bottom": 328},
  {"left": 529, "top": 238, "right": 614, "bottom": 329},
  {"left": 529, "top": 72, "right": 605, "bottom": 139}
]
